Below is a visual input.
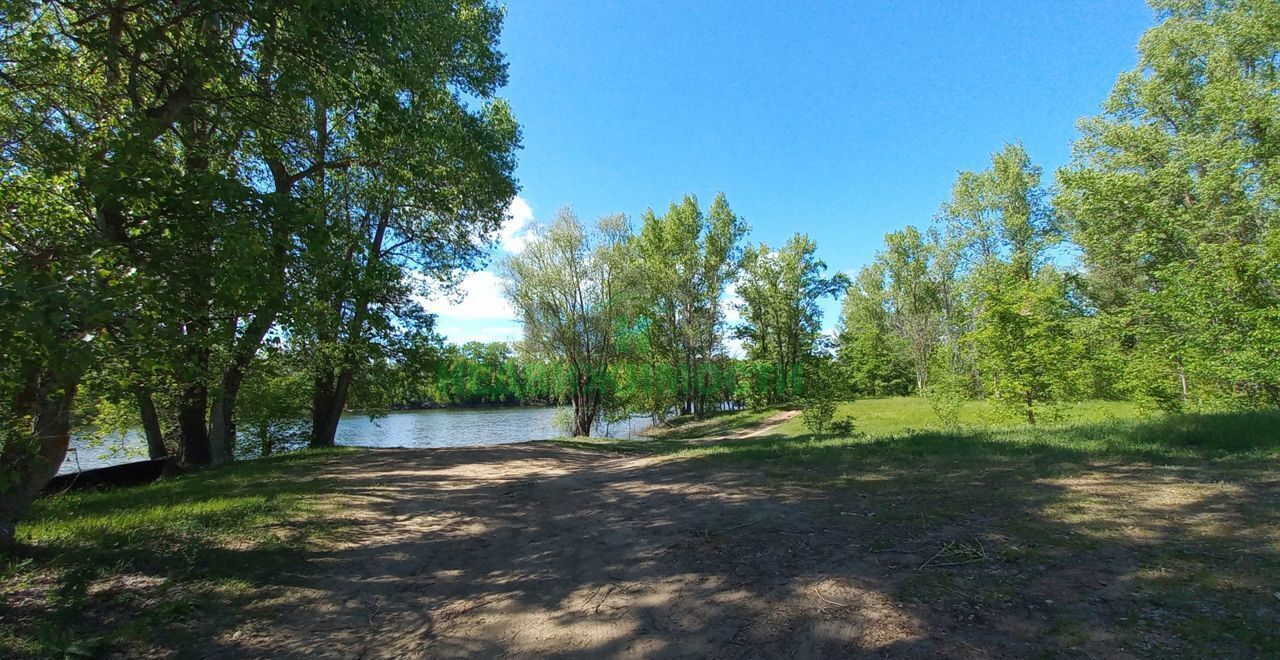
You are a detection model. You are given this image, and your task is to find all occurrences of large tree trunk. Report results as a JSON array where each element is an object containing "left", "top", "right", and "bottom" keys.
[
  {"left": 309, "top": 368, "right": 355, "bottom": 448},
  {"left": 569, "top": 369, "right": 597, "bottom": 437},
  {"left": 571, "top": 391, "right": 596, "bottom": 437},
  {"left": 207, "top": 390, "right": 237, "bottom": 464},
  {"left": 309, "top": 372, "right": 338, "bottom": 448},
  {"left": 0, "top": 372, "right": 78, "bottom": 550},
  {"left": 176, "top": 383, "right": 210, "bottom": 466},
  {"left": 172, "top": 304, "right": 213, "bottom": 467},
  {"left": 208, "top": 312, "right": 275, "bottom": 464},
  {"left": 309, "top": 208, "right": 387, "bottom": 449},
  {"left": 136, "top": 389, "right": 168, "bottom": 460}
]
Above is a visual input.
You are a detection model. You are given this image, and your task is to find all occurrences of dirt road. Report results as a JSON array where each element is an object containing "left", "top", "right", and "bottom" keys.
[{"left": 219, "top": 437, "right": 956, "bottom": 659}]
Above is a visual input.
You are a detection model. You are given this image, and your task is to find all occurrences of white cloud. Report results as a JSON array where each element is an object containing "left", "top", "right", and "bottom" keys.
[
  {"left": 433, "top": 320, "right": 522, "bottom": 345},
  {"left": 499, "top": 196, "right": 536, "bottom": 254},
  {"left": 411, "top": 197, "right": 532, "bottom": 343},
  {"left": 416, "top": 270, "right": 515, "bottom": 321}
]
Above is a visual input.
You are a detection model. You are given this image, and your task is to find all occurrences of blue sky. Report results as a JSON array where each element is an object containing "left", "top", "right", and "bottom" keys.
[{"left": 424, "top": 0, "right": 1157, "bottom": 347}]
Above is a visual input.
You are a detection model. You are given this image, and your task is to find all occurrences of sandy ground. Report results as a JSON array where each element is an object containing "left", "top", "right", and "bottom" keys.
[{"left": 217, "top": 413, "right": 952, "bottom": 658}]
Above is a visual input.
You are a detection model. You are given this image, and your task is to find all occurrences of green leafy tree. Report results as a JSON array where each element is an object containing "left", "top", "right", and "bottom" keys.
[
  {"left": 837, "top": 263, "right": 914, "bottom": 396},
  {"left": 880, "top": 226, "right": 945, "bottom": 394},
  {"left": 0, "top": 0, "right": 519, "bottom": 545},
  {"left": 1058, "top": 0, "right": 1280, "bottom": 409},
  {"left": 501, "top": 210, "right": 635, "bottom": 436},
  {"left": 295, "top": 3, "right": 520, "bottom": 447},
  {"left": 735, "top": 234, "right": 848, "bottom": 401},
  {"left": 0, "top": 172, "right": 119, "bottom": 548},
  {"left": 941, "top": 143, "right": 1077, "bottom": 423},
  {"left": 801, "top": 359, "right": 841, "bottom": 436},
  {"left": 634, "top": 193, "right": 747, "bottom": 418},
  {"left": 237, "top": 343, "right": 311, "bottom": 458},
  {"left": 968, "top": 267, "right": 1082, "bottom": 424}
]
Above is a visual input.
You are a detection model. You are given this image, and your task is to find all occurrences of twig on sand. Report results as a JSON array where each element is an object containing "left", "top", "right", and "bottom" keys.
[
  {"left": 441, "top": 595, "right": 499, "bottom": 621},
  {"left": 704, "top": 519, "right": 759, "bottom": 542},
  {"left": 810, "top": 586, "right": 849, "bottom": 608},
  {"left": 594, "top": 584, "right": 617, "bottom": 614},
  {"left": 918, "top": 540, "right": 988, "bottom": 570},
  {"left": 919, "top": 546, "right": 948, "bottom": 570},
  {"left": 727, "top": 619, "right": 754, "bottom": 645},
  {"left": 721, "top": 520, "right": 760, "bottom": 533},
  {"left": 934, "top": 632, "right": 989, "bottom": 656}
]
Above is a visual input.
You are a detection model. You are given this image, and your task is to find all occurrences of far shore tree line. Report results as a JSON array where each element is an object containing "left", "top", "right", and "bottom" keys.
[
  {"left": 1, "top": 0, "right": 1275, "bottom": 551},
  {"left": 500, "top": 196, "right": 846, "bottom": 435}
]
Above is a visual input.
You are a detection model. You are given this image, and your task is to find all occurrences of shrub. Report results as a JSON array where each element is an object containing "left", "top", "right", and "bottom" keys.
[{"left": 803, "top": 397, "right": 837, "bottom": 435}]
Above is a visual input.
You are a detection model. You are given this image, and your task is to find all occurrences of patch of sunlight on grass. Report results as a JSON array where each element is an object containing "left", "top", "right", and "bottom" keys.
[
  {"left": 26, "top": 495, "right": 267, "bottom": 538},
  {"left": 768, "top": 397, "right": 1144, "bottom": 439}
]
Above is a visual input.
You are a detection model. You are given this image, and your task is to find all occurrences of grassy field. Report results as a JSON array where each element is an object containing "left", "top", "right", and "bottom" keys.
[
  {"left": 641, "top": 397, "right": 1142, "bottom": 441},
  {"left": 567, "top": 398, "right": 1280, "bottom": 656},
  {"left": 1, "top": 449, "right": 358, "bottom": 658}
]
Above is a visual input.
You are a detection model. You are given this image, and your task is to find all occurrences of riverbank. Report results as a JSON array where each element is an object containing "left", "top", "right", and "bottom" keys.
[{"left": 4, "top": 399, "right": 1278, "bottom": 657}]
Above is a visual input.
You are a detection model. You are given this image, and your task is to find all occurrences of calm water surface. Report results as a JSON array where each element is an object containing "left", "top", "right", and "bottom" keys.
[{"left": 59, "top": 406, "right": 651, "bottom": 475}]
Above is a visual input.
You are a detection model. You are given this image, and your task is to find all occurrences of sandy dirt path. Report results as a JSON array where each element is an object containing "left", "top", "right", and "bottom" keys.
[
  {"left": 218, "top": 438, "right": 948, "bottom": 659},
  {"left": 737, "top": 409, "right": 800, "bottom": 438}
]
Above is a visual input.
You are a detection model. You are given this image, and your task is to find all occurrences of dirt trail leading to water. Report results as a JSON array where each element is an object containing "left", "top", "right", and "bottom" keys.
[{"left": 226, "top": 443, "right": 929, "bottom": 658}]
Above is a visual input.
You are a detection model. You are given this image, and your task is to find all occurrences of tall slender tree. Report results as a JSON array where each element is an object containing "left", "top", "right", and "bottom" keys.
[
  {"left": 736, "top": 234, "right": 847, "bottom": 401},
  {"left": 941, "top": 143, "right": 1075, "bottom": 423},
  {"left": 634, "top": 193, "right": 746, "bottom": 417},
  {"left": 880, "top": 226, "right": 943, "bottom": 394},
  {"left": 837, "top": 263, "right": 914, "bottom": 396}
]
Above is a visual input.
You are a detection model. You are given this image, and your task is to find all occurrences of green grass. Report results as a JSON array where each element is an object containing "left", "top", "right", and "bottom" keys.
[
  {"left": 772, "top": 397, "right": 1142, "bottom": 437},
  {"left": 1, "top": 448, "right": 359, "bottom": 659},
  {"left": 680, "top": 408, "right": 1277, "bottom": 465},
  {"left": 561, "top": 397, "right": 1274, "bottom": 465}
]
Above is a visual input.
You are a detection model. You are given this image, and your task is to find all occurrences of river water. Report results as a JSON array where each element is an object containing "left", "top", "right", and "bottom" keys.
[{"left": 58, "top": 406, "right": 652, "bottom": 475}]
